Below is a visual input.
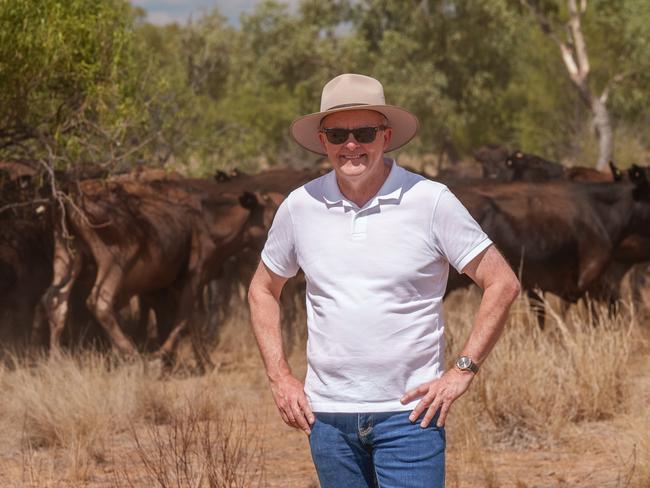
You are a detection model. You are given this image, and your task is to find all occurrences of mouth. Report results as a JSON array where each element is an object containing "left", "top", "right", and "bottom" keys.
[{"left": 338, "top": 153, "right": 366, "bottom": 162}]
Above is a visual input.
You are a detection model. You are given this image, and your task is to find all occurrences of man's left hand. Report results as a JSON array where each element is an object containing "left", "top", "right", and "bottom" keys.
[{"left": 400, "top": 367, "right": 475, "bottom": 428}]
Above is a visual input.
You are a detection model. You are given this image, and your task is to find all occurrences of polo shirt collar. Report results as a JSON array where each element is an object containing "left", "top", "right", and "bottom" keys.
[{"left": 322, "top": 158, "right": 404, "bottom": 211}]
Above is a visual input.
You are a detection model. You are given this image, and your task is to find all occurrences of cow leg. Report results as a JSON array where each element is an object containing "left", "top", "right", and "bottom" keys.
[
  {"left": 527, "top": 289, "right": 546, "bottom": 329},
  {"left": 137, "top": 295, "right": 159, "bottom": 352},
  {"left": 145, "top": 304, "right": 159, "bottom": 350},
  {"left": 629, "top": 263, "right": 648, "bottom": 309},
  {"left": 152, "top": 282, "right": 194, "bottom": 363},
  {"left": 153, "top": 283, "right": 215, "bottom": 373},
  {"left": 38, "top": 238, "right": 83, "bottom": 355},
  {"left": 190, "top": 288, "right": 215, "bottom": 373},
  {"left": 153, "top": 319, "right": 187, "bottom": 365},
  {"left": 577, "top": 247, "right": 612, "bottom": 296},
  {"left": 86, "top": 267, "right": 136, "bottom": 356}
]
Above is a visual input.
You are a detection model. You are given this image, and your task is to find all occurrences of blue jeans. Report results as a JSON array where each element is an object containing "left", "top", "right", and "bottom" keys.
[{"left": 308, "top": 411, "right": 445, "bottom": 488}]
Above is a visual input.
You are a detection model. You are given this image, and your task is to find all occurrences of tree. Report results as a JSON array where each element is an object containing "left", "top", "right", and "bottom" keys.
[
  {"left": 0, "top": 0, "right": 200, "bottom": 171},
  {"left": 350, "top": 0, "right": 520, "bottom": 161},
  {"left": 518, "top": 0, "right": 650, "bottom": 170}
]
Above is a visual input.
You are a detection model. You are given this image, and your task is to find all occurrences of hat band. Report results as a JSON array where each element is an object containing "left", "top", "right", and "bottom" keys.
[{"left": 325, "top": 102, "right": 370, "bottom": 111}]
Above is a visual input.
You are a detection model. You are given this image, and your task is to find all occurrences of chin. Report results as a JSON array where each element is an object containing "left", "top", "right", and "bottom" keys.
[{"left": 338, "top": 163, "right": 368, "bottom": 177}]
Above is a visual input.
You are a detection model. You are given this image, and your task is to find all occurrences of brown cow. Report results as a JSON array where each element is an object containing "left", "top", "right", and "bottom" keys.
[
  {"left": 42, "top": 176, "right": 276, "bottom": 368},
  {"left": 210, "top": 167, "right": 323, "bottom": 351},
  {"left": 0, "top": 219, "right": 52, "bottom": 351}
]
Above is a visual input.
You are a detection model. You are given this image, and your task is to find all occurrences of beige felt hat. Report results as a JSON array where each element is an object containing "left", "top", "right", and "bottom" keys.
[{"left": 290, "top": 74, "right": 419, "bottom": 155}]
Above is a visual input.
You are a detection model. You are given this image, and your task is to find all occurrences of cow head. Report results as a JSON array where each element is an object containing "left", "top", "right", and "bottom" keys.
[
  {"left": 626, "top": 164, "right": 650, "bottom": 239},
  {"left": 476, "top": 145, "right": 510, "bottom": 179},
  {"left": 214, "top": 170, "right": 231, "bottom": 182},
  {"left": 238, "top": 191, "right": 283, "bottom": 250},
  {"left": 629, "top": 164, "right": 650, "bottom": 200},
  {"left": 502, "top": 151, "right": 565, "bottom": 182}
]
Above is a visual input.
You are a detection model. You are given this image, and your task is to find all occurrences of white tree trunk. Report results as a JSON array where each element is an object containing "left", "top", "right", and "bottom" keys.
[
  {"left": 521, "top": 0, "right": 617, "bottom": 169},
  {"left": 591, "top": 96, "right": 613, "bottom": 171}
]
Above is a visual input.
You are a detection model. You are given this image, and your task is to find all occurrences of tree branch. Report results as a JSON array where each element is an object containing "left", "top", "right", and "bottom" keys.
[
  {"left": 0, "top": 198, "right": 50, "bottom": 216},
  {"left": 567, "top": 0, "right": 589, "bottom": 83}
]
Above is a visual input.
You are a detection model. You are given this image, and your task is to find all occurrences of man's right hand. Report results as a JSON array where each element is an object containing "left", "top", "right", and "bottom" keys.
[{"left": 269, "top": 373, "right": 315, "bottom": 435}]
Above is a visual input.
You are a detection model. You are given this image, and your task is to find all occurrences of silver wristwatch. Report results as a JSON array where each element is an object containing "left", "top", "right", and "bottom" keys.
[{"left": 455, "top": 356, "right": 479, "bottom": 374}]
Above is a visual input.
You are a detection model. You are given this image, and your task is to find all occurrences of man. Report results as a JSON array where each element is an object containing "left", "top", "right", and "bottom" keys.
[{"left": 248, "top": 74, "right": 520, "bottom": 487}]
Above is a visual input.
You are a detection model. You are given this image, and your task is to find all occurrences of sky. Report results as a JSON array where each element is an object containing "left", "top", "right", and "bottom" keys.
[{"left": 131, "top": 0, "right": 298, "bottom": 26}]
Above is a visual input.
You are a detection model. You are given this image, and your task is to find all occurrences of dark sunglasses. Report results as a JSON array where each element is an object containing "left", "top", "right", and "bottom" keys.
[{"left": 320, "top": 125, "right": 388, "bottom": 145}]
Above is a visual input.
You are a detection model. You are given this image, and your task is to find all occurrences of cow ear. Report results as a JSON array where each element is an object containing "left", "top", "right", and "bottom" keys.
[
  {"left": 214, "top": 170, "right": 230, "bottom": 182},
  {"left": 609, "top": 161, "right": 622, "bottom": 181},
  {"left": 628, "top": 164, "right": 644, "bottom": 183},
  {"left": 239, "top": 191, "right": 259, "bottom": 209}
]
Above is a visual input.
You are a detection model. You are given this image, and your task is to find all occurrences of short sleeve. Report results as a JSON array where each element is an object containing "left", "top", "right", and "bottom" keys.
[
  {"left": 261, "top": 198, "right": 300, "bottom": 278},
  {"left": 430, "top": 188, "right": 492, "bottom": 272}
]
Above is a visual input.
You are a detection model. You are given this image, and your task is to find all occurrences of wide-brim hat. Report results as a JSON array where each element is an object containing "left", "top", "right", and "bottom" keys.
[{"left": 290, "top": 74, "right": 419, "bottom": 155}]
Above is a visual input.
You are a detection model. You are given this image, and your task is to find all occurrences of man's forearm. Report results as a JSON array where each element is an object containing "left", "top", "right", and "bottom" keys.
[
  {"left": 460, "top": 277, "right": 519, "bottom": 365},
  {"left": 248, "top": 266, "right": 314, "bottom": 434},
  {"left": 248, "top": 284, "right": 292, "bottom": 381}
]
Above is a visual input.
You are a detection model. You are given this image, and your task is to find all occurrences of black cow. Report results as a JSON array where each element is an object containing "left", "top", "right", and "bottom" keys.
[
  {"left": 446, "top": 175, "right": 650, "bottom": 326},
  {"left": 480, "top": 150, "right": 620, "bottom": 183}
]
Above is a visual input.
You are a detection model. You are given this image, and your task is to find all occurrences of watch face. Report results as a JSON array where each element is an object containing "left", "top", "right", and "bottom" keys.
[{"left": 457, "top": 356, "right": 471, "bottom": 369}]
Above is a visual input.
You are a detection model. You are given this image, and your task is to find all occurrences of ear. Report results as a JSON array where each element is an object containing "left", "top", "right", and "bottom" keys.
[
  {"left": 382, "top": 127, "right": 393, "bottom": 151},
  {"left": 318, "top": 132, "right": 328, "bottom": 152}
]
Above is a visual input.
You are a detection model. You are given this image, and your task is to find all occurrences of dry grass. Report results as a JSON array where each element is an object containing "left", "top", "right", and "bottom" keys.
[
  {"left": 0, "top": 351, "right": 265, "bottom": 485},
  {"left": 0, "top": 287, "right": 647, "bottom": 487},
  {"left": 444, "top": 290, "right": 637, "bottom": 444},
  {"left": 123, "top": 406, "right": 265, "bottom": 488}
]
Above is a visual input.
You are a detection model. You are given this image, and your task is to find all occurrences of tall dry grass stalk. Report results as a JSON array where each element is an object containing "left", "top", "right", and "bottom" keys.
[
  {"left": 627, "top": 422, "right": 650, "bottom": 488},
  {"left": 123, "top": 404, "right": 265, "bottom": 488},
  {"left": 444, "top": 290, "right": 637, "bottom": 444}
]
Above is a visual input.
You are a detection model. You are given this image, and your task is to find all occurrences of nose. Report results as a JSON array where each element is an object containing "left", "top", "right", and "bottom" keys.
[{"left": 344, "top": 137, "right": 360, "bottom": 150}]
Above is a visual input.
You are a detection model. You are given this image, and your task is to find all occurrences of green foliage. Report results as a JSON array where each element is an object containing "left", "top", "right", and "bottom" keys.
[
  {"left": 502, "top": 21, "right": 586, "bottom": 160},
  {"left": 1, "top": 0, "right": 649, "bottom": 173},
  {"left": 0, "top": 0, "right": 137, "bottom": 165},
  {"left": 350, "top": 0, "right": 521, "bottom": 157}
]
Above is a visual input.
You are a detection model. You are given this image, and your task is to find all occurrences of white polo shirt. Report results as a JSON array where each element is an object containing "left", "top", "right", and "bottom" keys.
[{"left": 261, "top": 159, "right": 491, "bottom": 412}]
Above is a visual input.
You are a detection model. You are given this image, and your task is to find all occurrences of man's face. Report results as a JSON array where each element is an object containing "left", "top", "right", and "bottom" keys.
[{"left": 318, "top": 110, "right": 393, "bottom": 179}]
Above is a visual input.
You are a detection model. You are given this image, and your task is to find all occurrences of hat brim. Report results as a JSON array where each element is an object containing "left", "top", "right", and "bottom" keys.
[{"left": 290, "top": 105, "right": 419, "bottom": 155}]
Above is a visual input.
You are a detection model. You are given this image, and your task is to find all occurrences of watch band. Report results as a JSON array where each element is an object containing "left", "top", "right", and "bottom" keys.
[{"left": 456, "top": 356, "right": 479, "bottom": 374}]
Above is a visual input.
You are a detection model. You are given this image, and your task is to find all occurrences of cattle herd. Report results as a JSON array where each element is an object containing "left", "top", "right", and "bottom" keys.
[{"left": 0, "top": 148, "right": 649, "bottom": 367}]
